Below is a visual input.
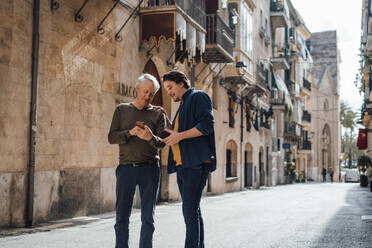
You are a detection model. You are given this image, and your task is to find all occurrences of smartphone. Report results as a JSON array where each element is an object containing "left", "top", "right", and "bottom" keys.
[{"left": 159, "top": 130, "right": 170, "bottom": 139}]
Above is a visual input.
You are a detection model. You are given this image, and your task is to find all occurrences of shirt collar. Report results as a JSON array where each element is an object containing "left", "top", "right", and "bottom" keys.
[{"left": 181, "top": 88, "right": 194, "bottom": 102}]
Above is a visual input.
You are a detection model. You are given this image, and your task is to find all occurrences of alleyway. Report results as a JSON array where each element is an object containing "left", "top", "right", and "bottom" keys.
[{"left": 1, "top": 183, "right": 372, "bottom": 248}]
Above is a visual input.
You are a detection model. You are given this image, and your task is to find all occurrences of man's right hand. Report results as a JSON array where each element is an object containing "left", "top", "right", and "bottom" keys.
[{"left": 129, "top": 126, "right": 140, "bottom": 136}]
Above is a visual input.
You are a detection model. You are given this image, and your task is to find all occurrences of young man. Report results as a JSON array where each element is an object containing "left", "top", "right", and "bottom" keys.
[
  {"left": 108, "top": 73, "right": 166, "bottom": 248},
  {"left": 162, "top": 70, "right": 217, "bottom": 248}
]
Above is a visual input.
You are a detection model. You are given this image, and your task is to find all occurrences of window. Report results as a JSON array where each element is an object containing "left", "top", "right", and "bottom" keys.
[
  {"left": 240, "top": 2, "right": 253, "bottom": 56},
  {"left": 226, "top": 140, "right": 238, "bottom": 178},
  {"left": 239, "top": 2, "right": 253, "bottom": 74},
  {"left": 228, "top": 95, "right": 235, "bottom": 127},
  {"left": 271, "top": 118, "right": 276, "bottom": 152},
  {"left": 226, "top": 149, "right": 232, "bottom": 177},
  {"left": 324, "top": 99, "right": 328, "bottom": 111}
]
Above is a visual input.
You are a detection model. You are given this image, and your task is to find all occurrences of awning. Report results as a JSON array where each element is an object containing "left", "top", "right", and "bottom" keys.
[{"left": 273, "top": 72, "right": 293, "bottom": 109}]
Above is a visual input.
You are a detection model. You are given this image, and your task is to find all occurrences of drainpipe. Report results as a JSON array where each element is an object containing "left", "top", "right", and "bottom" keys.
[
  {"left": 240, "top": 97, "right": 244, "bottom": 190},
  {"left": 26, "top": 0, "right": 40, "bottom": 227},
  {"left": 190, "top": 64, "right": 195, "bottom": 87}
]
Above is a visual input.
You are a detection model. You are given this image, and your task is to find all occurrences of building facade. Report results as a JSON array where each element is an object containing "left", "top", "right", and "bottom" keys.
[
  {"left": 0, "top": 0, "right": 341, "bottom": 227},
  {"left": 309, "top": 31, "right": 341, "bottom": 182}
]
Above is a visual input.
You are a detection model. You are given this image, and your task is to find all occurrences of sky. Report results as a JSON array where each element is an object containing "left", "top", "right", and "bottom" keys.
[{"left": 291, "top": 0, "right": 363, "bottom": 113}]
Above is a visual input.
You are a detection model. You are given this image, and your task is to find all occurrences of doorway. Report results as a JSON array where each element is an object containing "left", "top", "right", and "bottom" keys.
[
  {"left": 143, "top": 59, "right": 167, "bottom": 202},
  {"left": 244, "top": 143, "right": 253, "bottom": 187}
]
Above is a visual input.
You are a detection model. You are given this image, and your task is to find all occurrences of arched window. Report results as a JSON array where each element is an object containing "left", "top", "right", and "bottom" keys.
[
  {"left": 226, "top": 140, "right": 238, "bottom": 178},
  {"left": 324, "top": 99, "right": 328, "bottom": 111}
]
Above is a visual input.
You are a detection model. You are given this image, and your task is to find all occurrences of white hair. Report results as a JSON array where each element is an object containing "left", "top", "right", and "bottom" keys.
[{"left": 136, "top": 73, "right": 160, "bottom": 93}]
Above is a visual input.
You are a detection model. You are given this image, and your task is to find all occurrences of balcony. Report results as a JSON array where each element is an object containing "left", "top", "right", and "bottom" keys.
[
  {"left": 302, "top": 110, "right": 311, "bottom": 123},
  {"left": 140, "top": 0, "right": 206, "bottom": 54},
  {"left": 271, "top": 45, "right": 289, "bottom": 70},
  {"left": 270, "top": 89, "right": 285, "bottom": 106},
  {"left": 298, "top": 140, "right": 311, "bottom": 151},
  {"left": 256, "top": 65, "right": 268, "bottom": 90},
  {"left": 302, "top": 78, "right": 311, "bottom": 92},
  {"left": 203, "top": 14, "right": 234, "bottom": 63},
  {"left": 270, "top": 0, "right": 289, "bottom": 30},
  {"left": 284, "top": 121, "right": 301, "bottom": 141}
]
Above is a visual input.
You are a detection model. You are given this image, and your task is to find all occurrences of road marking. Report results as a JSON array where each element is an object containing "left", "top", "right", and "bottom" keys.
[{"left": 361, "top": 215, "right": 372, "bottom": 220}]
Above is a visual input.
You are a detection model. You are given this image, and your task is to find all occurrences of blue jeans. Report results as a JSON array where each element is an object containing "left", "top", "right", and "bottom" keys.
[
  {"left": 176, "top": 163, "right": 211, "bottom": 248},
  {"left": 115, "top": 162, "right": 160, "bottom": 248}
]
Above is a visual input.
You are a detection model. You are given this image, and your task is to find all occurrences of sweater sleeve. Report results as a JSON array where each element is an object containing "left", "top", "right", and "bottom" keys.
[
  {"left": 147, "top": 112, "right": 166, "bottom": 149},
  {"left": 108, "top": 106, "right": 132, "bottom": 145}
]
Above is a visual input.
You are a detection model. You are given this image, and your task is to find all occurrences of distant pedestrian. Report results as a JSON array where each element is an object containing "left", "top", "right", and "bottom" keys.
[
  {"left": 108, "top": 73, "right": 166, "bottom": 248},
  {"left": 329, "top": 167, "right": 334, "bottom": 183},
  {"left": 322, "top": 168, "right": 327, "bottom": 182}
]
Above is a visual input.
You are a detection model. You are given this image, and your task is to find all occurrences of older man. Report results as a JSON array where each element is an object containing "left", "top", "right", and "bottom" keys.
[{"left": 108, "top": 73, "right": 166, "bottom": 248}]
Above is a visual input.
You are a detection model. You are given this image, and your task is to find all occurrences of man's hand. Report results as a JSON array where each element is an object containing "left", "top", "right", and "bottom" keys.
[
  {"left": 152, "top": 105, "right": 172, "bottom": 129},
  {"left": 129, "top": 126, "right": 141, "bottom": 136},
  {"left": 152, "top": 105, "right": 167, "bottom": 115},
  {"left": 163, "top": 128, "right": 183, "bottom": 146},
  {"left": 136, "top": 125, "right": 154, "bottom": 141}
]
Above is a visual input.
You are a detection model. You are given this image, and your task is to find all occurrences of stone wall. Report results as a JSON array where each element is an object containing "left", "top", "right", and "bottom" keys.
[{"left": 0, "top": 0, "right": 33, "bottom": 227}]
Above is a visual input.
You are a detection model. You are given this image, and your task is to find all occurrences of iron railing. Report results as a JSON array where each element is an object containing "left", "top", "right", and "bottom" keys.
[
  {"left": 256, "top": 65, "right": 268, "bottom": 89},
  {"left": 303, "top": 77, "right": 311, "bottom": 91},
  {"left": 206, "top": 14, "right": 234, "bottom": 56},
  {"left": 270, "top": 89, "right": 285, "bottom": 105},
  {"left": 302, "top": 110, "right": 311, "bottom": 122},
  {"left": 298, "top": 140, "right": 311, "bottom": 150},
  {"left": 145, "top": 0, "right": 205, "bottom": 28}
]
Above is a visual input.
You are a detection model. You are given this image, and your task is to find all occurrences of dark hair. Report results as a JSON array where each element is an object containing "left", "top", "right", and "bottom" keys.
[{"left": 162, "top": 70, "right": 191, "bottom": 89}]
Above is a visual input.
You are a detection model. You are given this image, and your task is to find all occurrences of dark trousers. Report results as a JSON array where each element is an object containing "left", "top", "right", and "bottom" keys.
[
  {"left": 176, "top": 164, "right": 211, "bottom": 248},
  {"left": 115, "top": 162, "right": 160, "bottom": 248}
]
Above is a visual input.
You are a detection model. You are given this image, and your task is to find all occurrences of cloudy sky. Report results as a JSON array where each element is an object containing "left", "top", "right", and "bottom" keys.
[{"left": 291, "top": 0, "right": 363, "bottom": 113}]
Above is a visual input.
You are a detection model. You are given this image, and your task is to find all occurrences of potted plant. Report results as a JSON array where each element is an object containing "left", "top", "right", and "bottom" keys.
[
  {"left": 357, "top": 155, "right": 372, "bottom": 187},
  {"left": 286, "top": 162, "right": 296, "bottom": 183}
]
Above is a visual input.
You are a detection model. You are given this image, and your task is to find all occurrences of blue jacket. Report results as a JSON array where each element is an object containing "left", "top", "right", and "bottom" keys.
[{"left": 167, "top": 88, "right": 217, "bottom": 174}]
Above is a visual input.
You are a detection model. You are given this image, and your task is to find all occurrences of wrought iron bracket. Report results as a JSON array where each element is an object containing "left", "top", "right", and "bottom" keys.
[
  {"left": 146, "top": 43, "right": 157, "bottom": 58},
  {"left": 50, "top": 0, "right": 59, "bottom": 12},
  {"left": 115, "top": 0, "right": 144, "bottom": 41},
  {"left": 97, "top": 0, "right": 120, "bottom": 34},
  {"left": 166, "top": 43, "right": 182, "bottom": 67},
  {"left": 75, "top": 0, "right": 90, "bottom": 22},
  {"left": 201, "top": 64, "right": 219, "bottom": 83},
  {"left": 214, "top": 63, "right": 227, "bottom": 78},
  {"left": 195, "top": 64, "right": 209, "bottom": 80}
]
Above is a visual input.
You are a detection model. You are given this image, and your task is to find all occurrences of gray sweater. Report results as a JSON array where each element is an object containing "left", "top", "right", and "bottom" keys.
[{"left": 108, "top": 103, "right": 166, "bottom": 164}]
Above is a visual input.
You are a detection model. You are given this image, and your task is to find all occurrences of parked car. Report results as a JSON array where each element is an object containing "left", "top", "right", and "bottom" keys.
[{"left": 345, "top": 169, "right": 359, "bottom": 183}]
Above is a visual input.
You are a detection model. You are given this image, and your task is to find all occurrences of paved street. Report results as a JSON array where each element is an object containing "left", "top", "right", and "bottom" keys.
[{"left": 1, "top": 183, "right": 372, "bottom": 248}]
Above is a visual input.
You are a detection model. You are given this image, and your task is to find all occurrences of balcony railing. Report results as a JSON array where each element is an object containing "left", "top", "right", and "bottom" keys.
[
  {"left": 204, "top": 14, "right": 234, "bottom": 63},
  {"left": 302, "top": 110, "right": 311, "bottom": 122},
  {"left": 285, "top": 80, "right": 295, "bottom": 93},
  {"left": 270, "top": 89, "right": 285, "bottom": 105},
  {"left": 271, "top": 45, "right": 289, "bottom": 70},
  {"left": 270, "top": 0, "right": 287, "bottom": 12},
  {"left": 284, "top": 121, "right": 301, "bottom": 140},
  {"left": 145, "top": 0, "right": 205, "bottom": 28},
  {"left": 298, "top": 140, "right": 311, "bottom": 150},
  {"left": 303, "top": 78, "right": 311, "bottom": 91},
  {"left": 256, "top": 65, "right": 268, "bottom": 90},
  {"left": 270, "top": 0, "right": 289, "bottom": 29}
]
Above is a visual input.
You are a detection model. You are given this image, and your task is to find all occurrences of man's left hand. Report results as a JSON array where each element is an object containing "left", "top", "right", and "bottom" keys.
[
  {"left": 136, "top": 125, "right": 154, "bottom": 141},
  {"left": 163, "top": 128, "right": 182, "bottom": 146}
]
